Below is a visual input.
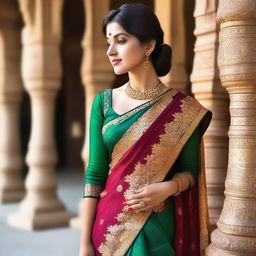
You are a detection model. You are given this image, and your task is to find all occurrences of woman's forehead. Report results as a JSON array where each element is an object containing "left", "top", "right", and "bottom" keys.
[{"left": 106, "top": 22, "right": 128, "bottom": 38}]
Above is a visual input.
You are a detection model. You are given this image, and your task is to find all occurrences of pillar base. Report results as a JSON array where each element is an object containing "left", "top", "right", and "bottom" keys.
[
  {"left": 0, "top": 189, "right": 25, "bottom": 203},
  {"left": 69, "top": 216, "right": 82, "bottom": 230},
  {"left": 7, "top": 209, "right": 71, "bottom": 231},
  {"left": 206, "top": 229, "right": 256, "bottom": 256}
]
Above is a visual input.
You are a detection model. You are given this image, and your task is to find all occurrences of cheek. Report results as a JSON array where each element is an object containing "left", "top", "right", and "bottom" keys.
[
  {"left": 122, "top": 46, "right": 145, "bottom": 67},
  {"left": 111, "top": 43, "right": 145, "bottom": 75}
]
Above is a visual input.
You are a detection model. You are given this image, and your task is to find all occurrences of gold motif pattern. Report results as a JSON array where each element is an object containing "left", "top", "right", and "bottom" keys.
[
  {"left": 98, "top": 96, "right": 208, "bottom": 256},
  {"left": 103, "top": 89, "right": 111, "bottom": 117},
  {"left": 83, "top": 183, "right": 103, "bottom": 199},
  {"left": 116, "top": 185, "right": 123, "bottom": 192},
  {"left": 109, "top": 89, "right": 178, "bottom": 171}
]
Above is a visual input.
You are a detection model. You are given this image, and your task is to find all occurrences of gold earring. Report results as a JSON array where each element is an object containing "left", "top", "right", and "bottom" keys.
[{"left": 144, "top": 54, "right": 151, "bottom": 71}]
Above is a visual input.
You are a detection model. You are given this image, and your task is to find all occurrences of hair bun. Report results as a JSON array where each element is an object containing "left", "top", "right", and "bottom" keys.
[{"left": 153, "top": 44, "right": 172, "bottom": 77}]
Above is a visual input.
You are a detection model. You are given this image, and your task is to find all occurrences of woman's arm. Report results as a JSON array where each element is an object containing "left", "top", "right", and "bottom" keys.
[
  {"left": 79, "top": 198, "right": 98, "bottom": 256},
  {"left": 79, "top": 92, "right": 110, "bottom": 255}
]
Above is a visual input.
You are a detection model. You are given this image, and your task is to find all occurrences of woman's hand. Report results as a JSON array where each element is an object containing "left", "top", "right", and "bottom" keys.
[
  {"left": 79, "top": 242, "right": 95, "bottom": 256},
  {"left": 124, "top": 181, "right": 178, "bottom": 213}
]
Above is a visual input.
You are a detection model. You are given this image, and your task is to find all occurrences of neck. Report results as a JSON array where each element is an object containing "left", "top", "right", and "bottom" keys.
[{"left": 128, "top": 67, "right": 159, "bottom": 92}]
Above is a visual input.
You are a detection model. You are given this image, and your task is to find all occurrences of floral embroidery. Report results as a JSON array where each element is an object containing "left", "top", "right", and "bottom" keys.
[
  {"left": 98, "top": 96, "right": 208, "bottom": 256},
  {"left": 116, "top": 185, "right": 123, "bottom": 192},
  {"left": 83, "top": 183, "right": 103, "bottom": 199},
  {"left": 100, "top": 191, "right": 108, "bottom": 198}
]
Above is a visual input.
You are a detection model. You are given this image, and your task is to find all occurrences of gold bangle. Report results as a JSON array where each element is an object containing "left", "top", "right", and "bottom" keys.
[
  {"left": 172, "top": 177, "right": 182, "bottom": 196},
  {"left": 184, "top": 172, "right": 195, "bottom": 188}
]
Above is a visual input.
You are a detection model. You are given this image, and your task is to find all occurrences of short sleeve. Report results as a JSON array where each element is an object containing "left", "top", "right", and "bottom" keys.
[
  {"left": 83, "top": 92, "right": 110, "bottom": 199},
  {"left": 173, "top": 126, "right": 201, "bottom": 178}
]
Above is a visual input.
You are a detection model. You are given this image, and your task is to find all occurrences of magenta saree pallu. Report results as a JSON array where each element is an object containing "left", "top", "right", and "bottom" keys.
[{"left": 92, "top": 90, "right": 211, "bottom": 256}]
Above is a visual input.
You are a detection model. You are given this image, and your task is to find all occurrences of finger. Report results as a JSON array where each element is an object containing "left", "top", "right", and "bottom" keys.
[
  {"left": 131, "top": 203, "right": 145, "bottom": 211},
  {"left": 134, "top": 205, "right": 151, "bottom": 213},
  {"left": 135, "top": 204, "right": 153, "bottom": 213},
  {"left": 135, "top": 188, "right": 144, "bottom": 193},
  {"left": 125, "top": 199, "right": 142, "bottom": 206},
  {"left": 125, "top": 192, "right": 144, "bottom": 201}
]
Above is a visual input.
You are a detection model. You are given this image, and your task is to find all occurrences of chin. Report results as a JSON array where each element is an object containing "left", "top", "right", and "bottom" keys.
[{"left": 113, "top": 68, "right": 128, "bottom": 75}]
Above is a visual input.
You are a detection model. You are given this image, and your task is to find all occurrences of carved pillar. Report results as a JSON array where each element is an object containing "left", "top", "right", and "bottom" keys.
[
  {"left": 191, "top": 0, "right": 229, "bottom": 226},
  {"left": 0, "top": 1, "right": 24, "bottom": 203},
  {"left": 70, "top": 0, "right": 113, "bottom": 230},
  {"left": 206, "top": 0, "right": 256, "bottom": 255},
  {"left": 8, "top": 0, "right": 71, "bottom": 230},
  {"left": 154, "top": 0, "right": 188, "bottom": 92}
]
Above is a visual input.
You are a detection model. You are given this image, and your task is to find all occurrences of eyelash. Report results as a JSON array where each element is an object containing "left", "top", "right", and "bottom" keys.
[{"left": 106, "top": 39, "right": 127, "bottom": 47}]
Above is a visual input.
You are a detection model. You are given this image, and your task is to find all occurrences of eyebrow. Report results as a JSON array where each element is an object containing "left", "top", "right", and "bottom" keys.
[{"left": 106, "top": 32, "right": 129, "bottom": 39}]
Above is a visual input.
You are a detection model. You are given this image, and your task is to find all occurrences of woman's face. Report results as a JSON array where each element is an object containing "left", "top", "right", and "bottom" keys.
[{"left": 106, "top": 22, "right": 147, "bottom": 75}]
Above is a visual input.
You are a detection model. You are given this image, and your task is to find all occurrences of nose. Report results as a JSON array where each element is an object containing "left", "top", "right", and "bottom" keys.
[{"left": 106, "top": 43, "right": 117, "bottom": 56}]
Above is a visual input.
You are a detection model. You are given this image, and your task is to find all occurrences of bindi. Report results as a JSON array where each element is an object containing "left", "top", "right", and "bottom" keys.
[{"left": 108, "top": 33, "right": 112, "bottom": 36}]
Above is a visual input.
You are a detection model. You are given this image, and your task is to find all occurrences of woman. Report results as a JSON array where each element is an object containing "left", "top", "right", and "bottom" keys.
[{"left": 79, "top": 3, "right": 212, "bottom": 256}]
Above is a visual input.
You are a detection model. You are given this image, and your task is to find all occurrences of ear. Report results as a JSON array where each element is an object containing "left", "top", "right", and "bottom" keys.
[{"left": 145, "top": 40, "right": 156, "bottom": 56}]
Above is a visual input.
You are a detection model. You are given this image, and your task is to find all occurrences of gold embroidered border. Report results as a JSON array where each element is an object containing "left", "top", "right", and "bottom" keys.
[
  {"left": 98, "top": 96, "right": 209, "bottom": 256},
  {"left": 102, "top": 89, "right": 176, "bottom": 134},
  {"left": 103, "top": 89, "right": 111, "bottom": 117},
  {"left": 83, "top": 183, "right": 103, "bottom": 198},
  {"left": 109, "top": 89, "right": 178, "bottom": 170}
]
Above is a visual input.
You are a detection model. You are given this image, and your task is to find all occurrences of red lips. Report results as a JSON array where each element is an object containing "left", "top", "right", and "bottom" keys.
[{"left": 111, "top": 59, "right": 121, "bottom": 65}]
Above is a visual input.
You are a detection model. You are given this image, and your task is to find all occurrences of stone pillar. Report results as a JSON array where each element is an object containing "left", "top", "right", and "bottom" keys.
[
  {"left": 206, "top": 0, "right": 256, "bottom": 255},
  {"left": 0, "top": 1, "right": 24, "bottom": 203},
  {"left": 70, "top": 0, "right": 113, "bottom": 230},
  {"left": 191, "top": 0, "right": 229, "bottom": 227},
  {"left": 155, "top": 0, "right": 188, "bottom": 92},
  {"left": 8, "top": 0, "right": 71, "bottom": 230}
]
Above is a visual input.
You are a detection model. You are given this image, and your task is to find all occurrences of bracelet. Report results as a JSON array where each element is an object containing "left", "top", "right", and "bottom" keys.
[
  {"left": 172, "top": 177, "right": 182, "bottom": 196},
  {"left": 183, "top": 172, "right": 195, "bottom": 188}
]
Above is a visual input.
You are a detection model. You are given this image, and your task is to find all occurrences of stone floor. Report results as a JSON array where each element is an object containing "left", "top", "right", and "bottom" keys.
[{"left": 0, "top": 170, "right": 83, "bottom": 256}]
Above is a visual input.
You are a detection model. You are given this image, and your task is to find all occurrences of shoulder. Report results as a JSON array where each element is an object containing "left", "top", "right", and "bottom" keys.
[
  {"left": 92, "top": 89, "right": 112, "bottom": 105},
  {"left": 91, "top": 88, "right": 113, "bottom": 117},
  {"left": 175, "top": 91, "right": 206, "bottom": 110}
]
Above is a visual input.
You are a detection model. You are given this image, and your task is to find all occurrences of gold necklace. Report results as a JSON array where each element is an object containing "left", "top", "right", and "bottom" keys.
[{"left": 125, "top": 80, "right": 165, "bottom": 100}]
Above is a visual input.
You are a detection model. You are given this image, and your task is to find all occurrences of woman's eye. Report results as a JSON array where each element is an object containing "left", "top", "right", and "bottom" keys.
[
  {"left": 106, "top": 42, "right": 111, "bottom": 47},
  {"left": 117, "top": 39, "right": 126, "bottom": 44}
]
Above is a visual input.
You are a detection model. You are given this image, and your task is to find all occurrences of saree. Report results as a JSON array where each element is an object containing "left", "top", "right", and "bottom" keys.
[{"left": 84, "top": 88, "right": 211, "bottom": 256}]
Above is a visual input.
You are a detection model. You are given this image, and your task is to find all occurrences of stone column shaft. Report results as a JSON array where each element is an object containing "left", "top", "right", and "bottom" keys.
[
  {"left": 191, "top": 0, "right": 229, "bottom": 227},
  {"left": 0, "top": 0, "right": 24, "bottom": 203},
  {"left": 8, "top": 0, "right": 71, "bottom": 230},
  {"left": 155, "top": 0, "right": 188, "bottom": 92},
  {"left": 70, "top": 0, "right": 113, "bottom": 230},
  {"left": 206, "top": 0, "right": 256, "bottom": 255}
]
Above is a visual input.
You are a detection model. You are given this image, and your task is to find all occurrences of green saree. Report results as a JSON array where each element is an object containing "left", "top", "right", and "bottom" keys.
[{"left": 84, "top": 88, "right": 201, "bottom": 256}]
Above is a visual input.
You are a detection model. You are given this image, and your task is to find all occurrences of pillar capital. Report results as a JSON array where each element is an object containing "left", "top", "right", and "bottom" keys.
[
  {"left": 18, "top": 0, "right": 63, "bottom": 92},
  {"left": 18, "top": 0, "right": 63, "bottom": 42},
  {"left": 218, "top": 22, "right": 256, "bottom": 91},
  {"left": 217, "top": 0, "right": 256, "bottom": 24}
]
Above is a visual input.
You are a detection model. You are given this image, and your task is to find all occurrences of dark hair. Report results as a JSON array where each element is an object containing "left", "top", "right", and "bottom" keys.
[{"left": 102, "top": 3, "right": 172, "bottom": 76}]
